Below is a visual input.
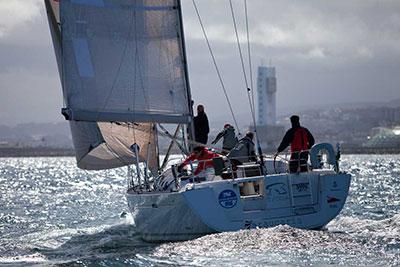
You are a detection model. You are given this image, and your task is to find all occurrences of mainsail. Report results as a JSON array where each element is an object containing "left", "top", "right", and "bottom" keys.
[{"left": 45, "top": 0, "right": 191, "bottom": 171}]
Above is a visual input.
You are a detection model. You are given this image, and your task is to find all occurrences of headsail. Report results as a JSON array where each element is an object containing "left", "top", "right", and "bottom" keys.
[
  {"left": 70, "top": 121, "right": 158, "bottom": 172},
  {"left": 45, "top": 0, "right": 191, "bottom": 170}
]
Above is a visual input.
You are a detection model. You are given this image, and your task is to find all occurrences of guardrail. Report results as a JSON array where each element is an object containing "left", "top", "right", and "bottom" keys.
[{"left": 130, "top": 143, "right": 340, "bottom": 192}]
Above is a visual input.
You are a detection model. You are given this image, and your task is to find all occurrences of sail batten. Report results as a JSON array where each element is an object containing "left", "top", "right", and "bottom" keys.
[
  {"left": 63, "top": 108, "right": 191, "bottom": 124},
  {"left": 69, "top": 0, "right": 177, "bottom": 9}
]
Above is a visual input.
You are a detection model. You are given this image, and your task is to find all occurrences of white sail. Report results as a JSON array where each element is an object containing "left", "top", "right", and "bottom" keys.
[
  {"left": 70, "top": 121, "right": 158, "bottom": 172},
  {"left": 60, "top": 0, "right": 191, "bottom": 123},
  {"left": 45, "top": 0, "right": 191, "bottom": 170}
]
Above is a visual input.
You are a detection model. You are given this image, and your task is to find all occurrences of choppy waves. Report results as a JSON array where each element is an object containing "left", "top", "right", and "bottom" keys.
[
  {"left": 0, "top": 155, "right": 399, "bottom": 266},
  {"left": 149, "top": 215, "right": 400, "bottom": 266}
]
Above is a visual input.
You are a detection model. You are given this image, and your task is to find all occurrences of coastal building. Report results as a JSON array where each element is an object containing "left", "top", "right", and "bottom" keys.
[
  {"left": 254, "top": 65, "right": 284, "bottom": 152},
  {"left": 257, "top": 66, "right": 276, "bottom": 126},
  {"left": 364, "top": 126, "right": 400, "bottom": 149}
]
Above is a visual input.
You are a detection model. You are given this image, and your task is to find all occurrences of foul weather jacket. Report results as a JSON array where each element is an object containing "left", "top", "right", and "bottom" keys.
[
  {"left": 181, "top": 148, "right": 220, "bottom": 175},
  {"left": 277, "top": 126, "right": 315, "bottom": 153},
  {"left": 227, "top": 136, "right": 256, "bottom": 163}
]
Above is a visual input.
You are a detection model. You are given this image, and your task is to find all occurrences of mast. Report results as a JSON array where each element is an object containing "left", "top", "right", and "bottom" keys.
[{"left": 177, "top": 0, "right": 195, "bottom": 152}]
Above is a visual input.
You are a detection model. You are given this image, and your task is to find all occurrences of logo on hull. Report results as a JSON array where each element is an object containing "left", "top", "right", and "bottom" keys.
[{"left": 218, "top": 190, "right": 238, "bottom": 209}]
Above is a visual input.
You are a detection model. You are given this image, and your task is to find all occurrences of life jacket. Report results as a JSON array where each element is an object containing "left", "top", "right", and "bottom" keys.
[
  {"left": 291, "top": 127, "right": 308, "bottom": 153},
  {"left": 183, "top": 148, "right": 220, "bottom": 175}
]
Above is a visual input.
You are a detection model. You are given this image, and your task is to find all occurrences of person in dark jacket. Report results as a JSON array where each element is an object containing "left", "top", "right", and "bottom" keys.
[
  {"left": 193, "top": 104, "right": 210, "bottom": 145},
  {"left": 211, "top": 123, "right": 238, "bottom": 154},
  {"left": 275, "top": 115, "right": 315, "bottom": 173},
  {"left": 228, "top": 131, "right": 257, "bottom": 165}
]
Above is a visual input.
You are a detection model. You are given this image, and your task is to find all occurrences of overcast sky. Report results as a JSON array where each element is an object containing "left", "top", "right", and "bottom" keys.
[{"left": 0, "top": 0, "right": 399, "bottom": 125}]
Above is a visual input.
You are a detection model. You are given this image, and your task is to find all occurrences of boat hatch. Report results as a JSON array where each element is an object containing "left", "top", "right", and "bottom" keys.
[
  {"left": 238, "top": 180, "right": 264, "bottom": 197},
  {"left": 236, "top": 164, "right": 264, "bottom": 198}
]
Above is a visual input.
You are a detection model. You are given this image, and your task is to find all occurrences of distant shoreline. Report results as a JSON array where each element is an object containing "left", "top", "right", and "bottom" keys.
[
  {"left": 0, "top": 147, "right": 75, "bottom": 157},
  {"left": 340, "top": 147, "right": 400, "bottom": 154},
  {"left": 0, "top": 146, "right": 399, "bottom": 158}
]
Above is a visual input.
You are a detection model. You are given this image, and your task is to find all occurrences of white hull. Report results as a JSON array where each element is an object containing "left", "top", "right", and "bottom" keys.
[
  {"left": 127, "top": 170, "right": 351, "bottom": 242},
  {"left": 126, "top": 191, "right": 215, "bottom": 242}
]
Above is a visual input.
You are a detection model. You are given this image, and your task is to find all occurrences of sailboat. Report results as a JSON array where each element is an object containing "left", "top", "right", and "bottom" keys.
[{"left": 45, "top": 0, "right": 351, "bottom": 242}]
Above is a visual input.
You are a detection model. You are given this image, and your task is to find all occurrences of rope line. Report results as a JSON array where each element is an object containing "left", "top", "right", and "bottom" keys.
[
  {"left": 132, "top": 2, "right": 138, "bottom": 142},
  {"left": 243, "top": 0, "right": 259, "bottom": 145},
  {"left": 191, "top": 0, "right": 241, "bottom": 136},
  {"left": 244, "top": 0, "right": 256, "bottom": 119},
  {"left": 228, "top": 0, "right": 249, "bottom": 89},
  {"left": 228, "top": 0, "right": 257, "bottom": 134},
  {"left": 228, "top": 0, "right": 261, "bottom": 150}
]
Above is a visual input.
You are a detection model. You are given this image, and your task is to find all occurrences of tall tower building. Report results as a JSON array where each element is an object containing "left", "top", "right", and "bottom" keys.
[{"left": 257, "top": 66, "right": 277, "bottom": 126}]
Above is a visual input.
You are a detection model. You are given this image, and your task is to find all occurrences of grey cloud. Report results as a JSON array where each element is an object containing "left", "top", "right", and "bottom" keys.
[
  {"left": 0, "top": 0, "right": 42, "bottom": 40},
  {"left": 183, "top": 0, "right": 400, "bottom": 60},
  {"left": 0, "top": 0, "right": 399, "bottom": 126}
]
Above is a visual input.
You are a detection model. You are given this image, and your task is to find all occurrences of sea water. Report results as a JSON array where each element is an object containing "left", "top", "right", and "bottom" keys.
[{"left": 0, "top": 155, "right": 399, "bottom": 266}]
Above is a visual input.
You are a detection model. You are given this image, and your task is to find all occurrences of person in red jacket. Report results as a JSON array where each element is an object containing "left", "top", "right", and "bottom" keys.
[
  {"left": 275, "top": 115, "right": 315, "bottom": 173},
  {"left": 178, "top": 146, "right": 221, "bottom": 175}
]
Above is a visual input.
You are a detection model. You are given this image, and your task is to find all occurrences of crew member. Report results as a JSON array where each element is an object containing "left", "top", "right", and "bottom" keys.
[
  {"left": 275, "top": 115, "right": 315, "bottom": 173},
  {"left": 178, "top": 146, "right": 221, "bottom": 175},
  {"left": 211, "top": 123, "right": 238, "bottom": 154},
  {"left": 228, "top": 131, "right": 257, "bottom": 165},
  {"left": 193, "top": 104, "right": 210, "bottom": 145}
]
